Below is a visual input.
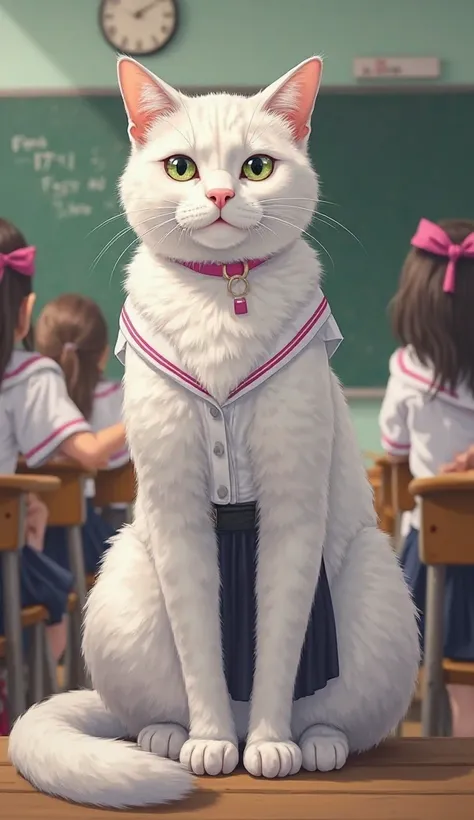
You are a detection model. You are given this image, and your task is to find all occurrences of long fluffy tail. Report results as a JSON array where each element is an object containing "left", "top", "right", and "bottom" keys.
[{"left": 8, "top": 690, "right": 194, "bottom": 807}]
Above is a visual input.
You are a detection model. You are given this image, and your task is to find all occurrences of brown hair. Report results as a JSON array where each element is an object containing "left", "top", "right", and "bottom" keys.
[
  {"left": 35, "top": 294, "right": 108, "bottom": 419},
  {"left": 390, "top": 218, "right": 474, "bottom": 396},
  {"left": 0, "top": 218, "right": 34, "bottom": 384}
]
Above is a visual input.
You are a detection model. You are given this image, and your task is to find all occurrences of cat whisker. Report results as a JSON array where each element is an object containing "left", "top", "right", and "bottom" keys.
[
  {"left": 264, "top": 202, "right": 363, "bottom": 249},
  {"left": 90, "top": 225, "right": 135, "bottom": 271},
  {"left": 109, "top": 219, "right": 170, "bottom": 284},
  {"left": 262, "top": 213, "right": 334, "bottom": 268},
  {"left": 260, "top": 197, "right": 337, "bottom": 207},
  {"left": 256, "top": 221, "right": 278, "bottom": 239},
  {"left": 151, "top": 221, "right": 182, "bottom": 251},
  {"left": 90, "top": 215, "right": 163, "bottom": 271},
  {"left": 179, "top": 95, "right": 197, "bottom": 147},
  {"left": 243, "top": 94, "right": 266, "bottom": 149},
  {"left": 315, "top": 213, "right": 365, "bottom": 250},
  {"left": 87, "top": 207, "right": 169, "bottom": 236}
]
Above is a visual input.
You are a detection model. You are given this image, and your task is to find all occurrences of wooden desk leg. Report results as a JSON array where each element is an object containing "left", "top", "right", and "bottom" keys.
[
  {"left": 421, "top": 565, "right": 446, "bottom": 736},
  {"left": 2, "top": 551, "right": 26, "bottom": 721},
  {"left": 66, "top": 526, "right": 90, "bottom": 689},
  {"left": 28, "top": 621, "right": 44, "bottom": 706}
]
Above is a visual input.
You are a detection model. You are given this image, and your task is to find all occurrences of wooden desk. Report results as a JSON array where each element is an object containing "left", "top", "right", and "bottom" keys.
[
  {"left": 2, "top": 737, "right": 474, "bottom": 818},
  {"left": 17, "top": 458, "right": 93, "bottom": 688}
]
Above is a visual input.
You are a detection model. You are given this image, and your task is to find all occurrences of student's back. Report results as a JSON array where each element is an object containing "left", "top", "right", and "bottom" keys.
[
  {"left": 381, "top": 345, "right": 474, "bottom": 528},
  {"left": 0, "top": 217, "right": 126, "bottom": 674},
  {"left": 0, "top": 349, "right": 89, "bottom": 472},
  {"left": 379, "top": 216, "right": 474, "bottom": 736},
  {"left": 35, "top": 294, "right": 129, "bottom": 574}
]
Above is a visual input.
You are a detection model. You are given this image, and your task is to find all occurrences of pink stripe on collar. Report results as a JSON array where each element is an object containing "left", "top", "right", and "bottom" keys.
[{"left": 177, "top": 258, "right": 268, "bottom": 278}]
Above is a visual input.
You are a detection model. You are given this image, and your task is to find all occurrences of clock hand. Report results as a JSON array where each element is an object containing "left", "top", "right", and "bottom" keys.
[{"left": 133, "top": 0, "right": 161, "bottom": 19}]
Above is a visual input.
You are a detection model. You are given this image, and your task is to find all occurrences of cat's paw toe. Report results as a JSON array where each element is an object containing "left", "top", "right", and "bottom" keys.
[
  {"left": 180, "top": 738, "right": 239, "bottom": 776},
  {"left": 137, "top": 722, "right": 188, "bottom": 760},
  {"left": 299, "top": 725, "right": 349, "bottom": 772},
  {"left": 243, "top": 741, "right": 302, "bottom": 778}
]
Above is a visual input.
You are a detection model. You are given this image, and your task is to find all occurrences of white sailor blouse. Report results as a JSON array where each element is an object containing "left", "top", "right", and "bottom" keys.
[
  {"left": 0, "top": 350, "right": 91, "bottom": 473},
  {"left": 380, "top": 346, "right": 474, "bottom": 529},
  {"left": 91, "top": 380, "right": 129, "bottom": 470},
  {"left": 115, "top": 289, "right": 343, "bottom": 506}
]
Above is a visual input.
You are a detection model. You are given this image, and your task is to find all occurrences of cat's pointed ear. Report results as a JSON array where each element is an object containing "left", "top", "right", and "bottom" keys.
[
  {"left": 117, "top": 56, "right": 180, "bottom": 146},
  {"left": 259, "top": 57, "right": 322, "bottom": 145}
]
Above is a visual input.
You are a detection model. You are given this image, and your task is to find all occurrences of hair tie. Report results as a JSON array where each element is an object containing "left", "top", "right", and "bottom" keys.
[
  {"left": 0, "top": 246, "right": 36, "bottom": 283},
  {"left": 410, "top": 218, "right": 474, "bottom": 293},
  {"left": 63, "top": 342, "right": 78, "bottom": 353}
]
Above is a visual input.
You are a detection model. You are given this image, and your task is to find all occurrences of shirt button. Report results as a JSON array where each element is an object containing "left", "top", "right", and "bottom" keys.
[
  {"left": 213, "top": 442, "right": 225, "bottom": 457},
  {"left": 217, "top": 485, "right": 229, "bottom": 500},
  {"left": 209, "top": 405, "right": 220, "bottom": 419}
]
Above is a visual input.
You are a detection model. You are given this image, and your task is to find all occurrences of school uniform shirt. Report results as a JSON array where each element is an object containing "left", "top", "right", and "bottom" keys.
[
  {"left": 115, "top": 288, "right": 343, "bottom": 506},
  {"left": 91, "top": 380, "right": 128, "bottom": 469},
  {"left": 79, "top": 379, "right": 129, "bottom": 500},
  {"left": 0, "top": 350, "right": 91, "bottom": 473},
  {"left": 379, "top": 346, "right": 474, "bottom": 529}
]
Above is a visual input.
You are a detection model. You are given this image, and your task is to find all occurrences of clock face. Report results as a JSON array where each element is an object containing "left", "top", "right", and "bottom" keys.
[{"left": 99, "top": 0, "right": 178, "bottom": 56}]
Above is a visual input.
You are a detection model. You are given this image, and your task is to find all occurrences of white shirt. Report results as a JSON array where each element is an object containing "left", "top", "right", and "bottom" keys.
[
  {"left": 0, "top": 350, "right": 90, "bottom": 473},
  {"left": 115, "top": 289, "right": 343, "bottom": 506},
  {"left": 379, "top": 346, "right": 474, "bottom": 529},
  {"left": 85, "top": 379, "right": 129, "bottom": 499},
  {"left": 91, "top": 380, "right": 128, "bottom": 470}
]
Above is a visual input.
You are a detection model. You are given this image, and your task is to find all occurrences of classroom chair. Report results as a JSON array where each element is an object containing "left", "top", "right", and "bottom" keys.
[
  {"left": 409, "top": 472, "right": 474, "bottom": 737},
  {"left": 376, "top": 455, "right": 414, "bottom": 550},
  {"left": 89, "top": 461, "right": 136, "bottom": 588},
  {"left": 372, "top": 456, "right": 395, "bottom": 537},
  {"left": 16, "top": 458, "right": 92, "bottom": 689},
  {"left": 0, "top": 473, "right": 61, "bottom": 723}
]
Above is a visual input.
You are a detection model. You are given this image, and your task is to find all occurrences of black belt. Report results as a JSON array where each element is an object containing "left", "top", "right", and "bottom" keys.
[{"left": 211, "top": 502, "right": 257, "bottom": 532}]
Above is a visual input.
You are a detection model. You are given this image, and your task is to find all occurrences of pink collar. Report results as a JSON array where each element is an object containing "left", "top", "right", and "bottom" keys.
[{"left": 177, "top": 258, "right": 268, "bottom": 277}]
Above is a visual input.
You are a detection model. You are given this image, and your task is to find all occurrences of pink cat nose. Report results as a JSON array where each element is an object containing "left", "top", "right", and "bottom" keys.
[{"left": 206, "top": 188, "right": 235, "bottom": 209}]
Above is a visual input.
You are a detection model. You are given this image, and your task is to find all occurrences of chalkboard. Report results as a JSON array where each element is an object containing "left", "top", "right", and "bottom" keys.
[{"left": 1, "top": 91, "right": 473, "bottom": 386}]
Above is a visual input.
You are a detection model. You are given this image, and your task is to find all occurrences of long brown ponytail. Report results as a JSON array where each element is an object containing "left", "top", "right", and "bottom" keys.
[{"left": 35, "top": 294, "right": 108, "bottom": 419}]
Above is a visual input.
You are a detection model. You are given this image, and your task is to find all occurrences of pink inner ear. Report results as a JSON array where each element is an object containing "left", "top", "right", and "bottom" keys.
[
  {"left": 265, "top": 59, "right": 322, "bottom": 141},
  {"left": 118, "top": 59, "right": 176, "bottom": 145}
]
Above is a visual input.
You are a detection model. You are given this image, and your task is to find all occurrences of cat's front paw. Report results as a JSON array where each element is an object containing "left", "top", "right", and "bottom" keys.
[
  {"left": 137, "top": 722, "right": 188, "bottom": 760},
  {"left": 243, "top": 741, "right": 302, "bottom": 778},
  {"left": 180, "top": 738, "right": 239, "bottom": 776},
  {"left": 298, "top": 724, "right": 349, "bottom": 772}
]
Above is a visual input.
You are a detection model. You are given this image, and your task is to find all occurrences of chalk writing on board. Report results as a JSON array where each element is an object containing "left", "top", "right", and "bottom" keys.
[
  {"left": 10, "top": 135, "right": 110, "bottom": 220},
  {"left": 34, "top": 151, "right": 76, "bottom": 172},
  {"left": 11, "top": 135, "right": 48, "bottom": 153},
  {"left": 87, "top": 176, "right": 107, "bottom": 192},
  {"left": 41, "top": 177, "right": 81, "bottom": 196},
  {"left": 54, "top": 201, "right": 93, "bottom": 219},
  {"left": 90, "top": 148, "right": 106, "bottom": 173}
]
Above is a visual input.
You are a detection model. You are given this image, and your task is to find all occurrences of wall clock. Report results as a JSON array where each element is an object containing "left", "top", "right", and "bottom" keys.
[{"left": 99, "top": 0, "right": 178, "bottom": 56}]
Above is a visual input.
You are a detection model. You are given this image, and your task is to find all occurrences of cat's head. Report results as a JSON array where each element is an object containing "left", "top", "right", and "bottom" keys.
[{"left": 118, "top": 56, "right": 322, "bottom": 264}]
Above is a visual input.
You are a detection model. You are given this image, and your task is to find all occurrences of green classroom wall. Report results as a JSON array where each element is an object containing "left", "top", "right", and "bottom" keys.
[
  {"left": 2, "top": 0, "right": 474, "bottom": 89},
  {"left": 1, "top": 0, "right": 473, "bottom": 452}
]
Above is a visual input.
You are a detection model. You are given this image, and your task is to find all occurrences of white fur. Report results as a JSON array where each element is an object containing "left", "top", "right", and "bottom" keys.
[{"left": 9, "top": 58, "right": 419, "bottom": 807}]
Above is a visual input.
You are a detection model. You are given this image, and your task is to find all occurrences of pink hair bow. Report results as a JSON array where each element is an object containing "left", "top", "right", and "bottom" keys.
[
  {"left": 0, "top": 246, "right": 36, "bottom": 283},
  {"left": 410, "top": 218, "right": 474, "bottom": 293}
]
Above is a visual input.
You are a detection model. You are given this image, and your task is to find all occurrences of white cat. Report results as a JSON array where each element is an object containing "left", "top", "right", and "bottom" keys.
[{"left": 9, "top": 56, "right": 419, "bottom": 808}]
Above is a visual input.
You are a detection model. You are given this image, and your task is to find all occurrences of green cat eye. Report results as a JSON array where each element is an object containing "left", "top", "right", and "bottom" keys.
[
  {"left": 241, "top": 155, "right": 274, "bottom": 181},
  {"left": 165, "top": 155, "right": 198, "bottom": 181}
]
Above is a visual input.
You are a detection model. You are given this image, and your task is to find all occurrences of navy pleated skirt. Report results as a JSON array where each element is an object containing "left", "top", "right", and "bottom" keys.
[
  {"left": 215, "top": 502, "right": 339, "bottom": 703},
  {"left": 0, "top": 545, "right": 73, "bottom": 634},
  {"left": 401, "top": 527, "right": 474, "bottom": 661},
  {"left": 44, "top": 499, "right": 115, "bottom": 576}
]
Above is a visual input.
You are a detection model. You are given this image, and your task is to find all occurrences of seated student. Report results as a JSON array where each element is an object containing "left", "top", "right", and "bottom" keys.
[
  {"left": 0, "top": 217, "right": 126, "bottom": 666},
  {"left": 379, "top": 217, "right": 474, "bottom": 737},
  {"left": 35, "top": 295, "right": 129, "bottom": 576}
]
